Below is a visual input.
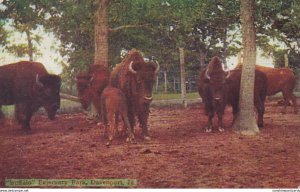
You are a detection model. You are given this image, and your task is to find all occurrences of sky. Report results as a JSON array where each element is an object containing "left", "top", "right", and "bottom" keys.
[{"left": 0, "top": 24, "right": 64, "bottom": 75}]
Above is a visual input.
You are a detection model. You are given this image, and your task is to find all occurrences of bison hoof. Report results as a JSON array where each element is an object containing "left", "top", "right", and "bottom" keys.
[
  {"left": 126, "top": 137, "right": 137, "bottom": 144},
  {"left": 205, "top": 128, "right": 212, "bottom": 133},
  {"left": 143, "top": 136, "right": 151, "bottom": 141},
  {"left": 218, "top": 128, "right": 224, "bottom": 132},
  {"left": 105, "top": 141, "right": 111, "bottom": 146},
  {"left": 22, "top": 129, "right": 32, "bottom": 135}
]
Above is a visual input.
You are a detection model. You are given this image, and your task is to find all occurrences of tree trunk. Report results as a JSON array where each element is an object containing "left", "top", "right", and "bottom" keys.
[
  {"left": 199, "top": 49, "right": 206, "bottom": 70},
  {"left": 25, "top": 29, "right": 33, "bottom": 61},
  {"left": 179, "top": 48, "right": 187, "bottom": 108},
  {"left": 222, "top": 29, "right": 228, "bottom": 69},
  {"left": 155, "top": 75, "right": 159, "bottom": 93},
  {"left": 94, "top": 0, "right": 110, "bottom": 67},
  {"left": 173, "top": 76, "right": 176, "bottom": 92},
  {"left": 164, "top": 70, "right": 168, "bottom": 93},
  {"left": 232, "top": 0, "right": 259, "bottom": 135}
]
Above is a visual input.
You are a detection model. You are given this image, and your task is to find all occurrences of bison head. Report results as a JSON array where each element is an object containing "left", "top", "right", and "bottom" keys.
[
  {"left": 203, "top": 59, "right": 230, "bottom": 105},
  {"left": 75, "top": 73, "right": 93, "bottom": 109},
  {"left": 128, "top": 60, "right": 159, "bottom": 105},
  {"left": 75, "top": 66, "right": 110, "bottom": 110},
  {"left": 36, "top": 74, "right": 61, "bottom": 120}
]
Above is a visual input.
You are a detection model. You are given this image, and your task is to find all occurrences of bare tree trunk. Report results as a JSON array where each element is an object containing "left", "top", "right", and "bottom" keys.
[
  {"left": 199, "top": 50, "right": 206, "bottom": 70},
  {"left": 155, "top": 75, "right": 159, "bottom": 93},
  {"left": 222, "top": 29, "right": 228, "bottom": 69},
  {"left": 25, "top": 29, "right": 33, "bottom": 61},
  {"left": 179, "top": 48, "right": 187, "bottom": 108},
  {"left": 90, "top": 0, "right": 110, "bottom": 119},
  {"left": 232, "top": 0, "right": 259, "bottom": 135},
  {"left": 173, "top": 76, "right": 176, "bottom": 92},
  {"left": 94, "top": 0, "right": 110, "bottom": 67},
  {"left": 284, "top": 54, "right": 289, "bottom": 68},
  {"left": 164, "top": 70, "right": 168, "bottom": 93}
]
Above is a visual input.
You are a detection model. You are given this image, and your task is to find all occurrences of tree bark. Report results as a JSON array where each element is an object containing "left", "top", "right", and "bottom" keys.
[
  {"left": 199, "top": 49, "right": 206, "bottom": 70},
  {"left": 94, "top": 0, "right": 110, "bottom": 67},
  {"left": 232, "top": 0, "right": 259, "bottom": 135},
  {"left": 25, "top": 29, "right": 33, "bottom": 61}
]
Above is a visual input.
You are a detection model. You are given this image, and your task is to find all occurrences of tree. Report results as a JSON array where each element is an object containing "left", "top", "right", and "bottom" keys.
[
  {"left": 94, "top": 0, "right": 111, "bottom": 66},
  {"left": 232, "top": 0, "right": 259, "bottom": 135},
  {"left": 0, "top": 1, "right": 50, "bottom": 61}
]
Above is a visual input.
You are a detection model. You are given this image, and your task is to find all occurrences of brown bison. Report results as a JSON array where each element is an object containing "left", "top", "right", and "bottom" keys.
[
  {"left": 110, "top": 49, "right": 159, "bottom": 140},
  {"left": 226, "top": 68, "right": 268, "bottom": 128},
  {"left": 198, "top": 56, "right": 230, "bottom": 132},
  {"left": 100, "top": 86, "right": 135, "bottom": 146},
  {"left": 0, "top": 61, "right": 61, "bottom": 133},
  {"left": 76, "top": 64, "right": 110, "bottom": 111},
  {"left": 256, "top": 65, "right": 298, "bottom": 114},
  {"left": 236, "top": 64, "right": 298, "bottom": 114}
]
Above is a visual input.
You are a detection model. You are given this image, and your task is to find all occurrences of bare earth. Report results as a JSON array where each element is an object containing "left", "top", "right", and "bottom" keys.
[{"left": 1, "top": 98, "right": 300, "bottom": 188}]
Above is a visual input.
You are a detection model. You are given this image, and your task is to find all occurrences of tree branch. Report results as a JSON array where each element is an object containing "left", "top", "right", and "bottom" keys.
[{"left": 109, "top": 24, "right": 150, "bottom": 33}]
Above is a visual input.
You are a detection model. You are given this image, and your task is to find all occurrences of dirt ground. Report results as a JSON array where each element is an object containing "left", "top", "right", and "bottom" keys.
[{"left": 1, "top": 98, "right": 300, "bottom": 188}]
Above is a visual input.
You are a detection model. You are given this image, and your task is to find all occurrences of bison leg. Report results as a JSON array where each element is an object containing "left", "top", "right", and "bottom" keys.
[
  {"left": 106, "top": 111, "right": 116, "bottom": 146},
  {"left": 15, "top": 103, "right": 32, "bottom": 133},
  {"left": 217, "top": 113, "right": 224, "bottom": 132},
  {"left": 138, "top": 112, "right": 151, "bottom": 140},
  {"left": 0, "top": 106, "right": 5, "bottom": 125},
  {"left": 122, "top": 115, "right": 136, "bottom": 144},
  {"left": 254, "top": 98, "right": 265, "bottom": 128},
  {"left": 206, "top": 113, "right": 214, "bottom": 133},
  {"left": 290, "top": 94, "right": 298, "bottom": 114}
]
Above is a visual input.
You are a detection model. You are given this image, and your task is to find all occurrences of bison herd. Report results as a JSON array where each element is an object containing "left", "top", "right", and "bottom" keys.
[{"left": 0, "top": 49, "right": 298, "bottom": 145}]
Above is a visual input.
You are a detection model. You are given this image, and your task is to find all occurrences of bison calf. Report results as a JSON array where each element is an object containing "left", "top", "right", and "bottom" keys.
[{"left": 100, "top": 87, "right": 136, "bottom": 146}]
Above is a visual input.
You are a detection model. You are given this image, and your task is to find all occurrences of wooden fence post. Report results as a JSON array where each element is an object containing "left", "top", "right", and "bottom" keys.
[
  {"left": 284, "top": 54, "right": 289, "bottom": 68},
  {"left": 179, "top": 47, "right": 187, "bottom": 108}
]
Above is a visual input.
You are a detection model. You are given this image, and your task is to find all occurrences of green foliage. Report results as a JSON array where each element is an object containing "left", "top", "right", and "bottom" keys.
[{"left": 2, "top": 0, "right": 300, "bottom": 86}]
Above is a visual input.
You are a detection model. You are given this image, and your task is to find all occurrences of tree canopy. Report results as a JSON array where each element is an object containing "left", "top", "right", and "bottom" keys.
[{"left": 1, "top": 0, "right": 300, "bottom": 82}]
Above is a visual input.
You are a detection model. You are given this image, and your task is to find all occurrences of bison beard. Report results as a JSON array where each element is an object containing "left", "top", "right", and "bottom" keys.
[
  {"left": 110, "top": 49, "right": 159, "bottom": 140},
  {"left": 0, "top": 61, "right": 61, "bottom": 133}
]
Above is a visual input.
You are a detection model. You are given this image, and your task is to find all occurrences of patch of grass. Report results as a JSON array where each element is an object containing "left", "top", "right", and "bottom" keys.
[
  {"left": 153, "top": 92, "right": 199, "bottom": 100},
  {"left": 1, "top": 99, "right": 81, "bottom": 117}
]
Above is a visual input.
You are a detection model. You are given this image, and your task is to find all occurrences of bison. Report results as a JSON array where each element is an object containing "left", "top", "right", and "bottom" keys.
[
  {"left": 100, "top": 86, "right": 135, "bottom": 146},
  {"left": 256, "top": 65, "right": 298, "bottom": 114},
  {"left": 0, "top": 61, "right": 61, "bottom": 133},
  {"left": 198, "top": 57, "right": 268, "bottom": 132},
  {"left": 76, "top": 64, "right": 110, "bottom": 111},
  {"left": 226, "top": 68, "right": 268, "bottom": 128},
  {"left": 198, "top": 56, "right": 230, "bottom": 132},
  {"left": 236, "top": 64, "right": 298, "bottom": 114},
  {"left": 110, "top": 49, "right": 159, "bottom": 140}
]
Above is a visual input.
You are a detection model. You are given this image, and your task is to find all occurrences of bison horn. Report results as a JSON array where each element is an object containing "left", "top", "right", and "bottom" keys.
[
  {"left": 222, "top": 64, "right": 231, "bottom": 78},
  {"left": 36, "top": 74, "right": 44, "bottom": 87},
  {"left": 225, "top": 70, "right": 231, "bottom": 78},
  {"left": 128, "top": 61, "right": 137, "bottom": 74},
  {"left": 155, "top": 61, "right": 160, "bottom": 73},
  {"left": 144, "top": 96, "right": 153, "bottom": 100},
  {"left": 205, "top": 69, "right": 211, "bottom": 79}
]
